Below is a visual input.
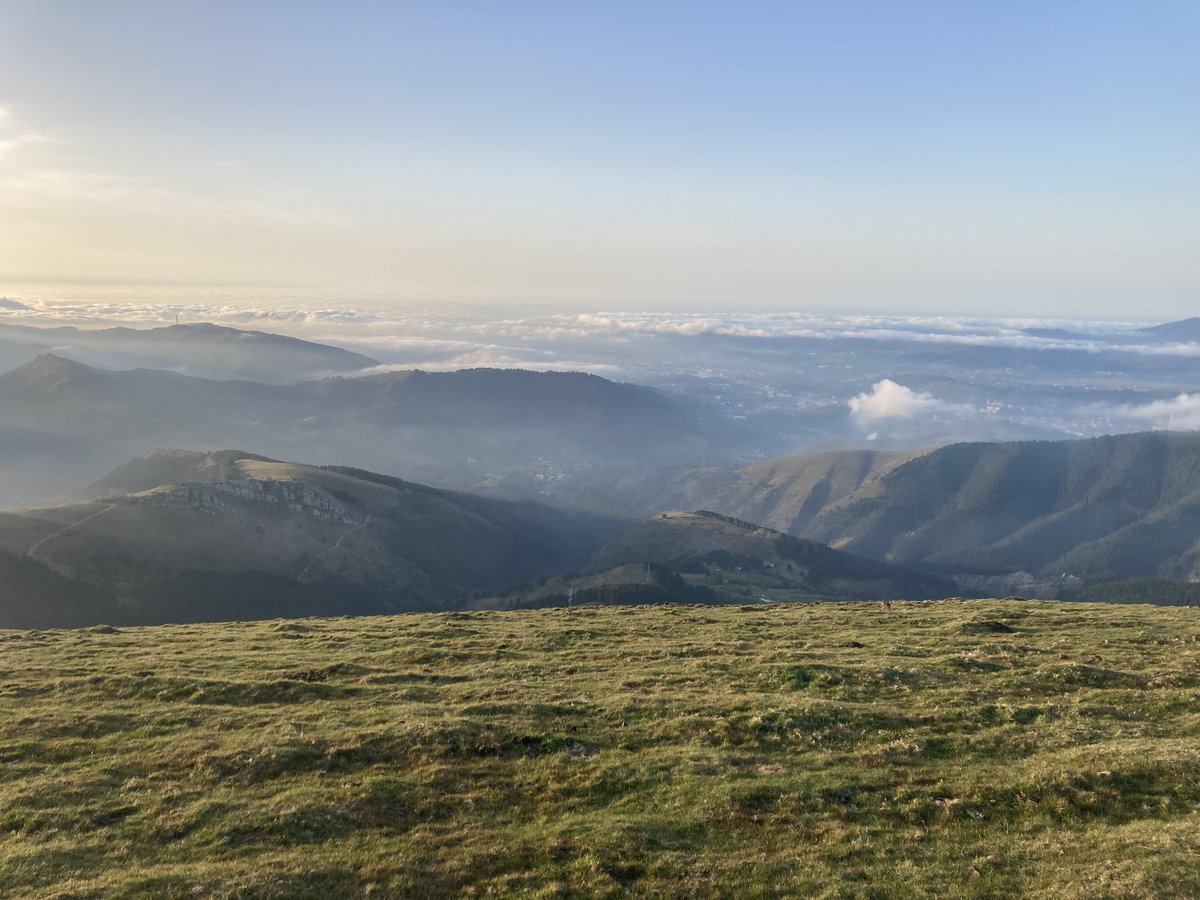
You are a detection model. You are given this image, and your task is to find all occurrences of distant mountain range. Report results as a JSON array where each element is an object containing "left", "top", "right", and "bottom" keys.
[
  {"left": 635, "top": 431, "right": 1200, "bottom": 593},
  {"left": 4, "top": 431, "right": 1199, "bottom": 626},
  {"left": 0, "top": 449, "right": 961, "bottom": 628},
  {"left": 2, "top": 316, "right": 1198, "bottom": 612},
  {"left": 1016, "top": 317, "right": 1200, "bottom": 344},
  {"left": 1139, "top": 317, "right": 1200, "bottom": 341},
  {"left": 0, "top": 321, "right": 378, "bottom": 383},
  {"left": 0, "top": 354, "right": 723, "bottom": 507},
  {"left": 621, "top": 449, "right": 919, "bottom": 531},
  {"left": 0, "top": 450, "right": 623, "bottom": 628}
]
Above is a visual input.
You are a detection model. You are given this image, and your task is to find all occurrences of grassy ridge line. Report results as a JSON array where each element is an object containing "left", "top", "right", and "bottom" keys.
[{"left": 1, "top": 601, "right": 1198, "bottom": 897}]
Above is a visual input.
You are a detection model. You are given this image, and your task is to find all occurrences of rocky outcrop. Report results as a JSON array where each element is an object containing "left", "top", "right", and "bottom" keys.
[{"left": 130, "top": 479, "right": 352, "bottom": 522}]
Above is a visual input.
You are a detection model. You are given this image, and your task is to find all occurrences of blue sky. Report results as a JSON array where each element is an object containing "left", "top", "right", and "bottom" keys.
[{"left": 0, "top": 1, "right": 1196, "bottom": 315}]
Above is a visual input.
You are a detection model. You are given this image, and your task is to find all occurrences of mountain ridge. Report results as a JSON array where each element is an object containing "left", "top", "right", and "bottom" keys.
[
  {"left": 1139, "top": 317, "right": 1200, "bottom": 341},
  {"left": 0, "top": 354, "right": 724, "bottom": 508},
  {"left": 584, "top": 508, "right": 959, "bottom": 601},
  {"left": 0, "top": 451, "right": 627, "bottom": 628},
  {"left": 0, "top": 321, "right": 379, "bottom": 383},
  {"left": 644, "top": 431, "right": 1200, "bottom": 589}
]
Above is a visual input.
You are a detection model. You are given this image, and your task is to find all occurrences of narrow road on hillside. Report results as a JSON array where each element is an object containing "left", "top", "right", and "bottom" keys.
[
  {"left": 297, "top": 514, "right": 373, "bottom": 582},
  {"left": 26, "top": 504, "right": 119, "bottom": 559}
]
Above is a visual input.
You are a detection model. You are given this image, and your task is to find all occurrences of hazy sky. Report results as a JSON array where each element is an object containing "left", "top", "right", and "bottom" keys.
[{"left": 0, "top": 1, "right": 1196, "bottom": 316}]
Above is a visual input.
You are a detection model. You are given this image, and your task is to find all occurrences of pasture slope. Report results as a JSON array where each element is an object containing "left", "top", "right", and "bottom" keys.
[{"left": 1, "top": 600, "right": 1198, "bottom": 897}]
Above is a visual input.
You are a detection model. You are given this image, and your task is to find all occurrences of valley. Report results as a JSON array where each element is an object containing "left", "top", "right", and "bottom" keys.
[
  {"left": 1, "top": 318, "right": 1199, "bottom": 629},
  {"left": 4, "top": 8, "right": 1196, "bottom": 896}
]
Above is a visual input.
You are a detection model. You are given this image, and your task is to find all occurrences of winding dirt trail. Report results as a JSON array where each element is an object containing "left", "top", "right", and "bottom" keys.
[
  {"left": 297, "top": 514, "right": 373, "bottom": 582},
  {"left": 26, "top": 505, "right": 119, "bottom": 559}
]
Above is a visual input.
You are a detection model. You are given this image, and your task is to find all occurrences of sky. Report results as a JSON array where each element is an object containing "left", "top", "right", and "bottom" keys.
[{"left": 0, "top": 1, "right": 1196, "bottom": 317}]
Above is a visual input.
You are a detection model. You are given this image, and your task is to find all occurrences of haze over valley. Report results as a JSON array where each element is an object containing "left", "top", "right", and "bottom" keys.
[
  {"left": 0, "top": 306, "right": 1199, "bottom": 621},
  {"left": 3, "top": 300, "right": 1200, "bottom": 509},
  {"left": 3, "top": 3, "right": 1199, "bottom": 894}
]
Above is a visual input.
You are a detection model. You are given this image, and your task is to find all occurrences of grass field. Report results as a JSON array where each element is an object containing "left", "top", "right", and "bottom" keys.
[{"left": 2, "top": 600, "right": 1199, "bottom": 897}]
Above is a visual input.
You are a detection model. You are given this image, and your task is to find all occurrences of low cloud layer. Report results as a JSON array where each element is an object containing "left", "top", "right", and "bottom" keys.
[
  {"left": 2, "top": 290, "right": 1200, "bottom": 452},
  {"left": 0, "top": 292, "right": 1169, "bottom": 355},
  {"left": 1117, "top": 393, "right": 1200, "bottom": 431},
  {"left": 0, "top": 290, "right": 1193, "bottom": 390}
]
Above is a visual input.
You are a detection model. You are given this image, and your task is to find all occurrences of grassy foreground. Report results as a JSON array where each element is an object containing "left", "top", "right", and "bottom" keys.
[{"left": 2, "top": 601, "right": 1199, "bottom": 898}]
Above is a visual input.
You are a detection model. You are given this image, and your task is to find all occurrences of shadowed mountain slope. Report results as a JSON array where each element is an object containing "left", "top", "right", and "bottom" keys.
[
  {"left": 616, "top": 449, "right": 922, "bottom": 531},
  {"left": 0, "top": 451, "right": 625, "bottom": 628},
  {"left": 587, "top": 509, "right": 958, "bottom": 601},
  {"left": 660, "top": 432, "right": 1200, "bottom": 585}
]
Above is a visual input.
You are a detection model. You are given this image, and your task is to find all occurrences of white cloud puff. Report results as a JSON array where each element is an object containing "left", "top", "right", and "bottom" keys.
[
  {"left": 1118, "top": 393, "right": 1200, "bottom": 431},
  {"left": 848, "top": 379, "right": 971, "bottom": 421}
]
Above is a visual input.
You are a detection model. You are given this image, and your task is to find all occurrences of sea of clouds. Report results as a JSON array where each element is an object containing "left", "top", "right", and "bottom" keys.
[
  {"left": 2, "top": 283, "right": 1195, "bottom": 433},
  {"left": 0, "top": 283, "right": 1171, "bottom": 365}
]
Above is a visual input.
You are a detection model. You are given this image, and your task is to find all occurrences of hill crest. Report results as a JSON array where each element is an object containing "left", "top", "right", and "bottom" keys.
[
  {"left": 655, "top": 430, "right": 1200, "bottom": 590},
  {"left": 588, "top": 508, "right": 958, "bottom": 601},
  {"left": 0, "top": 450, "right": 625, "bottom": 628}
]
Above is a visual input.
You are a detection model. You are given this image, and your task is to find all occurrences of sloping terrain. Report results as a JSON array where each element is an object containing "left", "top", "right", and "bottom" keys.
[
  {"left": 0, "top": 321, "right": 378, "bottom": 382},
  {"left": 587, "top": 509, "right": 958, "bottom": 601},
  {"left": 0, "top": 335, "right": 48, "bottom": 375},
  {"left": 0, "top": 451, "right": 622, "bottom": 628},
  {"left": 485, "top": 562, "right": 722, "bottom": 610},
  {"left": 79, "top": 448, "right": 277, "bottom": 499},
  {"left": 0, "top": 355, "right": 720, "bottom": 506},
  {"left": 799, "top": 432, "right": 1200, "bottom": 582},
  {"left": 650, "top": 432, "right": 1200, "bottom": 586},
  {"left": 1, "top": 601, "right": 1197, "bottom": 897},
  {"left": 1139, "top": 317, "right": 1200, "bottom": 341},
  {"left": 3, "top": 451, "right": 963, "bottom": 626},
  {"left": 615, "top": 448, "right": 922, "bottom": 529}
]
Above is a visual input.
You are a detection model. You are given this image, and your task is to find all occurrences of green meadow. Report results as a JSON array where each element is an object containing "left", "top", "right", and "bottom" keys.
[{"left": 1, "top": 600, "right": 1198, "bottom": 897}]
